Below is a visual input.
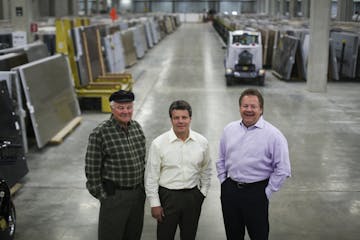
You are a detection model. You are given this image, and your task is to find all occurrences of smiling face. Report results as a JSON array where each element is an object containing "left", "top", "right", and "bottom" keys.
[
  {"left": 170, "top": 109, "right": 191, "bottom": 140},
  {"left": 239, "top": 95, "right": 263, "bottom": 127},
  {"left": 110, "top": 101, "right": 134, "bottom": 126}
]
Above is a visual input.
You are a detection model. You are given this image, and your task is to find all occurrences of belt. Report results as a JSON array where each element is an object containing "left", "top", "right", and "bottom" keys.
[
  {"left": 229, "top": 178, "right": 268, "bottom": 189},
  {"left": 159, "top": 186, "right": 197, "bottom": 192},
  {"left": 115, "top": 183, "right": 142, "bottom": 190}
]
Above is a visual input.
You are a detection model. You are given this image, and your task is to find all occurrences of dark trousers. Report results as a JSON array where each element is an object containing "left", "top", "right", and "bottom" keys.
[
  {"left": 98, "top": 187, "right": 146, "bottom": 240},
  {"left": 220, "top": 178, "right": 269, "bottom": 240},
  {"left": 157, "top": 186, "right": 205, "bottom": 240}
]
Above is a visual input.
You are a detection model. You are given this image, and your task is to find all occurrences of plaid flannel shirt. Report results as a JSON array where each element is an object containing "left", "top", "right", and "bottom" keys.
[{"left": 85, "top": 116, "right": 146, "bottom": 199}]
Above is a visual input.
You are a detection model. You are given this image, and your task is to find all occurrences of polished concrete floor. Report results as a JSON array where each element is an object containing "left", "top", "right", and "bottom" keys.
[{"left": 12, "top": 23, "right": 360, "bottom": 240}]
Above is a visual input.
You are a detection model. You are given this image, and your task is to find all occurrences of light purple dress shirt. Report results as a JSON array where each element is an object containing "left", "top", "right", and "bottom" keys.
[{"left": 216, "top": 116, "right": 291, "bottom": 199}]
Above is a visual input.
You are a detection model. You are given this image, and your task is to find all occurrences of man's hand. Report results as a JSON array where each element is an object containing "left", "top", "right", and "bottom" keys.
[{"left": 151, "top": 206, "right": 165, "bottom": 222}]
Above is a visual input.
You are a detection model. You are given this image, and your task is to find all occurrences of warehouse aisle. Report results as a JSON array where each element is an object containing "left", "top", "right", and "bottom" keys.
[{"left": 12, "top": 23, "right": 360, "bottom": 240}]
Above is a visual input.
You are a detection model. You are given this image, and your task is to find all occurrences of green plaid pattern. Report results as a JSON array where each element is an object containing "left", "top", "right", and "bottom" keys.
[{"left": 85, "top": 116, "right": 146, "bottom": 199}]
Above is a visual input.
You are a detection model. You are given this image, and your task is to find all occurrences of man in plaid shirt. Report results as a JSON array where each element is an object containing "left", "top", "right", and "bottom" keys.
[{"left": 85, "top": 90, "right": 146, "bottom": 240}]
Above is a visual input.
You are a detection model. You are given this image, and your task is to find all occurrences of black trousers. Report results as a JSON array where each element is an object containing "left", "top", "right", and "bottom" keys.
[
  {"left": 220, "top": 178, "right": 269, "bottom": 240},
  {"left": 157, "top": 186, "right": 205, "bottom": 240},
  {"left": 98, "top": 187, "right": 146, "bottom": 240}
]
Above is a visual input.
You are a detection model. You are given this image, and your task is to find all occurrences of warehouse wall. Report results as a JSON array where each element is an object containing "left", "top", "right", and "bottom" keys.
[
  {"left": 132, "top": 0, "right": 257, "bottom": 14},
  {"left": 38, "top": 0, "right": 78, "bottom": 17},
  {"left": 0, "top": 0, "right": 11, "bottom": 20},
  {"left": 0, "top": 0, "right": 3, "bottom": 19},
  {"left": 0, "top": 0, "right": 359, "bottom": 20}
]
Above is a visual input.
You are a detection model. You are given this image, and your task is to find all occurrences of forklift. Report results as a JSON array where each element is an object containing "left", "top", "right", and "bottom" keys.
[
  {"left": 224, "top": 30, "right": 265, "bottom": 86},
  {"left": 0, "top": 177, "right": 16, "bottom": 240},
  {"left": 0, "top": 78, "right": 28, "bottom": 240}
]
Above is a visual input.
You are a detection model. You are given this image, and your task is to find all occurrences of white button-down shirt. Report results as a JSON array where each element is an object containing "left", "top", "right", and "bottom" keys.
[{"left": 145, "top": 128, "right": 212, "bottom": 207}]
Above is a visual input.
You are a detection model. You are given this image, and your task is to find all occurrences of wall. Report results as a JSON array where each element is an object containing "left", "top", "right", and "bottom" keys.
[{"left": 133, "top": 0, "right": 257, "bottom": 14}]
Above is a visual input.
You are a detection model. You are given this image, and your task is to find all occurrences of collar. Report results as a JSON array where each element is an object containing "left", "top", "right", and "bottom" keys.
[
  {"left": 169, "top": 128, "right": 196, "bottom": 143},
  {"left": 110, "top": 115, "right": 132, "bottom": 129}
]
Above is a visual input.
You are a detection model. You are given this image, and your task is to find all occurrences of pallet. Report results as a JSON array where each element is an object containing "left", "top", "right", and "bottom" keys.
[
  {"left": 76, "top": 88, "right": 117, "bottom": 112},
  {"left": 50, "top": 116, "right": 82, "bottom": 144},
  {"left": 74, "top": 73, "right": 133, "bottom": 113},
  {"left": 78, "top": 95, "right": 112, "bottom": 112}
]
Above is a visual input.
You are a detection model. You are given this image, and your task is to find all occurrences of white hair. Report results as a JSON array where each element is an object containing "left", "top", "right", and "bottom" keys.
[{"left": 110, "top": 101, "right": 116, "bottom": 108}]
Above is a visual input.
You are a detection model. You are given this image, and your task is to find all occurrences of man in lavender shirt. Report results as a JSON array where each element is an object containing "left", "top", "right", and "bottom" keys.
[{"left": 216, "top": 88, "right": 291, "bottom": 240}]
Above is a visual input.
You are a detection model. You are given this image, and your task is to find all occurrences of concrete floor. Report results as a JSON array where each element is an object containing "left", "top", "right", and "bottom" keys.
[{"left": 12, "top": 23, "right": 360, "bottom": 240}]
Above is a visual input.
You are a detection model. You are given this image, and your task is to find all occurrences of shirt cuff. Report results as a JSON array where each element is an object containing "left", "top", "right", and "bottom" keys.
[{"left": 149, "top": 197, "right": 161, "bottom": 207}]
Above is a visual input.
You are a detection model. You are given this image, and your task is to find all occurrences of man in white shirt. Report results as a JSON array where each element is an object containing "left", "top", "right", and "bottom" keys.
[{"left": 145, "top": 100, "right": 212, "bottom": 240}]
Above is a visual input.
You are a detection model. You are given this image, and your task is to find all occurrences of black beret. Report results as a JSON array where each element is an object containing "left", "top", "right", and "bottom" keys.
[{"left": 109, "top": 90, "right": 135, "bottom": 102}]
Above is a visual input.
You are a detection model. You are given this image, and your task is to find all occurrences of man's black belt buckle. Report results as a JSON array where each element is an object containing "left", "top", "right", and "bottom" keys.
[
  {"left": 230, "top": 178, "right": 269, "bottom": 189},
  {"left": 229, "top": 178, "right": 249, "bottom": 189},
  {"left": 236, "top": 182, "right": 249, "bottom": 189}
]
